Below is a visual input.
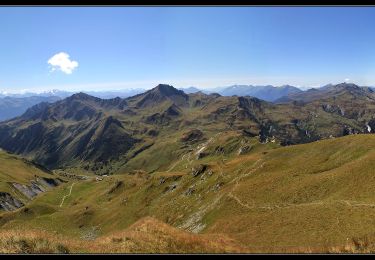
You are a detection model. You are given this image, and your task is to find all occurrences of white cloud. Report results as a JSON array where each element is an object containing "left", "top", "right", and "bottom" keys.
[
  {"left": 48, "top": 52, "right": 78, "bottom": 74},
  {"left": 345, "top": 78, "right": 350, "bottom": 82}
]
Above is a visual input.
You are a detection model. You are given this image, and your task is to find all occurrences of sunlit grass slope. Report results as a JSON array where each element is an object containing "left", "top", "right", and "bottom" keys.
[{"left": 3, "top": 134, "right": 375, "bottom": 252}]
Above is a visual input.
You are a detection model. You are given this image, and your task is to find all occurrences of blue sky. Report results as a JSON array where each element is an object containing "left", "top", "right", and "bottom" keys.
[{"left": 0, "top": 6, "right": 375, "bottom": 93}]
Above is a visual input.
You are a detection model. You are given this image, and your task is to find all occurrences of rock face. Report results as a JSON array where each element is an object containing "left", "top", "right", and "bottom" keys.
[
  {"left": 322, "top": 104, "right": 345, "bottom": 116},
  {"left": 366, "top": 119, "right": 375, "bottom": 133},
  {"left": 36, "top": 177, "right": 63, "bottom": 188},
  {"left": 185, "top": 186, "right": 195, "bottom": 196},
  {"left": 164, "top": 183, "right": 178, "bottom": 193},
  {"left": 191, "top": 164, "right": 208, "bottom": 177},
  {"left": 214, "top": 146, "right": 225, "bottom": 155},
  {"left": 0, "top": 148, "right": 64, "bottom": 212},
  {"left": 242, "top": 129, "right": 258, "bottom": 137},
  {"left": 343, "top": 125, "right": 360, "bottom": 136},
  {"left": 12, "top": 182, "right": 45, "bottom": 200},
  {"left": 107, "top": 180, "right": 124, "bottom": 194},
  {"left": 0, "top": 192, "right": 24, "bottom": 211},
  {"left": 0, "top": 177, "right": 63, "bottom": 211},
  {"left": 238, "top": 145, "right": 252, "bottom": 155},
  {"left": 196, "top": 152, "right": 208, "bottom": 160},
  {"left": 181, "top": 129, "right": 204, "bottom": 143}
]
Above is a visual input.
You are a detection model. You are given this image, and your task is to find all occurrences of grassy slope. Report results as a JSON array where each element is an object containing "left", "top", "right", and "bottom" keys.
[
  {"left": 0, "top": 150, "right": 57, "bottom": 202},
  {"left": 3, "top": 134, "right": 375, "bottom": 252},
  {"left": 0, "top": 217, "right": 245, "bottom": 253},
  {"left": 206, "top": 134, "right": 375, "bottom": 251}
]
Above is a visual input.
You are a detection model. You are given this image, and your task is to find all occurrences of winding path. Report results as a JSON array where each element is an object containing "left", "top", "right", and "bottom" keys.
[
  {"left": 227, "top": 159, "right": 265, "bottom": 209},
  {"left": 59, "top": 182, "right": 75, "bottom": 208}
]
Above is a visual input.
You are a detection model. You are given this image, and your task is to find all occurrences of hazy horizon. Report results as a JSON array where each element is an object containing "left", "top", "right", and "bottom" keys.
[{"left": 0, "top": 81, "right": 368, "bottom": 95}]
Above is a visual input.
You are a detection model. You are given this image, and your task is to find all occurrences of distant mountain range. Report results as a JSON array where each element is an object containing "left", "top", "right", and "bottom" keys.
[
  {"left": 275, "top": 83, "right": 375, "bottom": 103},
  {"left": 180, "top": 85, "right": 302, "bottom": 101},
  {"left": 0, "top": 96, "right": 61, "bottom": 122},
  {"left": 216, "top": 84, "right": 302, "bottom": 101},
  {"left": 0, "top": 88, "right": 146, "bottom": 99},
  {"left": 5, "top": 83, "right": 374, "bottom": 102},
  {"left": 2, "top": 83, "right": 375, "bottom": 122},
  {"left": 0, "top": 85, "right": 304, "bottom": 102},
  {"left": 0, "top": 89, "right": 71, "bottom": 98},
  {"left": 178, "top": 86, "right": 202, "bottom": 94},
  {"left": 0, "top": 89, "right": 147, "bottom": 121}
]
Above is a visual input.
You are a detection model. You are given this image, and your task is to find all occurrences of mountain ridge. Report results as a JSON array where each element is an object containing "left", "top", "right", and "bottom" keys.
[{"left": 1, "top": 83, "right": 375, "bottom": 174}]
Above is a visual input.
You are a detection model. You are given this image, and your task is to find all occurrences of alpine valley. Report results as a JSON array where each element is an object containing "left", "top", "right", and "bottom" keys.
[{"left": 2, "top": 83, "right": 375, "bottom": 253}]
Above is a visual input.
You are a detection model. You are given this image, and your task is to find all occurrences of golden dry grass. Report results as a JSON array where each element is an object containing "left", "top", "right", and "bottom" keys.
[{"left": 0, "top": 217, "right": 246, "bottom": 254}]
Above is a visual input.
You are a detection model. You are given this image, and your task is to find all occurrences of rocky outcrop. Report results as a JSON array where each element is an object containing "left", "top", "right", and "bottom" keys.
[
  {"left": 180, "top": 129, "right": 204, "bottom": 143},
  {"left": 214, "top": 146, "right": 225, "bottom": 155},
  {"left": 191, "top": 164, "right": 208, "bottom": 177},
  {"left": 0, "top": 192, "right": 24, "bottom": 211},
  {"left": 366, "top": 119, "right": 375, "bottom": 133},
  {"left": 165, "top": 104, "right": 182, "bottom": 117},
  {"left": 238, "top": 145, "right": 252, "bottom": 155},
  {"left": 36, "top": 177, "right": 63, "bottom": 188},
  {"left": 322, "top": 104, "right": 345, "bottom": 116},
  {"left": 163, "top": 183, "right": 178, "bottom": 193},
  {"left": 107, "top": 181, "right": 124, "bottom": 194},
  {"left": 147, "top": 129, "right": 159, "bottom": 137},
  {"left": 185, "top": 186, "right": 195, "bottom": 196},
  {"left": 0, "top": 176, "right": 62, "bottom": 211},
  {"left": 196, "top": 152, "right": 208, "bottom": 160},
  {"left": 236, "top": 96, "right": 264, "bottom": 122},
  {"left": 343, "top": 125, "right": 360, "bottom": 136},
  {"left": 12, "top": 182, "right": 45, "bottom": 200},
  {"left": 242, "top": 129, "right": 258, "bottom": 137}
]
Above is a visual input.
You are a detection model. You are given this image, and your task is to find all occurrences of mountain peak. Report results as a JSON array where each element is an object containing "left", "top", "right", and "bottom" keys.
[
  {"left": 326, "top": 83, "right": 374, "bottom": 95},
  {"left": 68, "top": 92, "right": 99, "bottom": 102},
  {"left": 334, "top": 82, "right": 360, "bottom": 89},
  {"left": 280, "top": 84, "right": 298, "bottom": 90},
  {"left": 179, "top": 86, "right": 201, "bottom": 94},
  {"left": 134, "top": 84, "right": 188, "bottom": 108},
  {"left": 152, "top": 84, "right": 187, "bottom": 97}
]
